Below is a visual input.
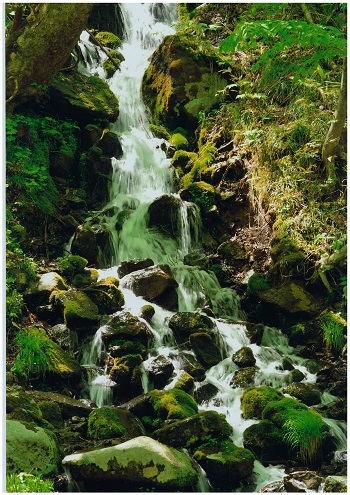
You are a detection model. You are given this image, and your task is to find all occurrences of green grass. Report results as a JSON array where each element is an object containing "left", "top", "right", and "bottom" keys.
[
  {"left": 6, "top": 472, "right": 55, "bottom": 492},
  {"left": 320, "top": 313, "right": 346, "bottom": 355}
]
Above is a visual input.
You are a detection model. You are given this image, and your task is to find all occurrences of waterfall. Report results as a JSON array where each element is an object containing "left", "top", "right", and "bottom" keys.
[{"left": 74, "top": 4, "right": 346, "bottom": 492}]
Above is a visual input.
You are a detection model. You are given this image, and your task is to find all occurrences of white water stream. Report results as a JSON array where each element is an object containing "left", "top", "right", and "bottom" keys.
[{"left": 77, "top": 4, "right": 346, "bottom": 491}]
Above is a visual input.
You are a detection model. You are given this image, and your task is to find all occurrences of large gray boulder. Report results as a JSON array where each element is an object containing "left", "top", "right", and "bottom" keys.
[
  {"left": 121, "top": 265, "right": 178, "bottom": 311},
  {"left": 6, "top": 420, "right": 60, "bottom": 474},
  {"left": 62, "top": 436, "right": 200, "bottom": 490}
]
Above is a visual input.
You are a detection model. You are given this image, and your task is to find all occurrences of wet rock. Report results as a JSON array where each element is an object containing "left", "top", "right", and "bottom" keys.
[
  {"left": 178, "top": 351, "right": 206, "bottom": 380},
  {"left": 245, "top": 321, "right": 264, "bottom": 344},
  {"left": 258, "top": 480, "right": 286, "bottom": 492},
  {"left": 233, "top": 346, "right": 256, "bottom": 367},
  {"left": 323, "top": 475, "right": 347, "bottom": 493},
  {"left": 313, "top": 398, "right": 347, "bottom": 420},
  {"left": 174, "top": 372, "right": 195, "bottom": 395},
  {"left": 87, "top": 407, "right": 144, "bottom": 440},
  {"left": 140, "top": 304, "right": 155, "bottom": 322},
  {"left": 71, "top": 224, "right": 99, "bottom": 264},
  {"left": 287, "top": 369, "right": 305, "bottom": 383},
  {"left": 283, "top": 382, "right": 322, "bottom": 406},
  {"left": 283, "top": 471, "right": 323, "bottom": 492},
  {"left": 117, "top": 258, "right": 154, "bottom": 278},
  {"left": 50, "top": 71, "right": 119, "bottom": 125},
  {"left": 85, "top": 281, "right": 125, "bottom": 314},
  {"left": 27, "top": 390, "right": 92, "bottom": 418},
  {"left": 50, "top": 289, "right": 100, "bottom": 332},
  {"left": 241, "top": 386, "right": 284, "bottom": 419},
  {"left": 23, "top": 271, "right": 67, "bottom": 309},
  {"left": 231, "top": 366, "right": 256, "bottom": 388},
  {"left": 153, "top": 410, "right": 232, "bottom": 449},
  {"left": 168, "top": 311, "right": 216, "bottom": 344},
  {"left": 47, "top": 323, "right": 78, "bottom": 354},
  {"left": 71, "top": 267, "right": 99, "bottom": 288},
  {"left": 38, "top": 401, "right": 64, "bottom": 429},
  {"left": 97, "top": 130, "right": 122, "bottom": 157},
  {"left": 194, "top": 381, "right": 219, "bottom": 404},
  {"left": 146, "top": 355, "right": 174, "bottom": 388},
  {"left": 189, "top": 332, "right": 222, "bottom": 368},
  {"left": 62, "top": 436, "right": 200, "bottom": 491},
  {"left": 281, "top": 357, "right": 294, "bottom": 371},
  {"left": 6, "top": 386, "right": 42, "bottom": 416},
  {"left": 193, "top": 439, "right": 255, "bottom": 491},
  {"left": 147, "top": 194, "right": 183, "bottom": 237},
  {"left": 109, "top": 354, "right": 144, "bottom": 400},
  {"left": 243, "top": 419, "right": 287, "bottom": 462},
  {"left": 121, "top": 264, "right": 178, "bottom": 310},
  {"left": 258, "top": 282, "right": 322, "bottom": 316},
  {"left": 103, "top": 310, "right": 154, "bottom": 348},
  {"left": 6, "top": 420, "right": 60, "bottom": 474}
]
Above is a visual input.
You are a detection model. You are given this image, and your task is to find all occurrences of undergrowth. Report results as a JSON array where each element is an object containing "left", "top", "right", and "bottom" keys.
[{"left": 6, "top": 472, "right": 55, "bottom": 493}]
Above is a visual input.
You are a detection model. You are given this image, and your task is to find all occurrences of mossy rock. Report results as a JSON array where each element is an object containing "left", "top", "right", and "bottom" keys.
[
  {"left": 168, "top": 311, "right": 215, "bottom": 344},
  {"left": 109, "top": 354, "right": 144, "bottom": 384},
  {"left": 241, "top": 386, "right": 284, "bottom": 419},
  {"left": 171, "top": 150, "right": 197, "bottom": 173},
  {"left": 149, "top": 388, "right": 198, "bottom": 420},
  {"left": 57, "top": 255, "right": 88, "bottom": 278},
  {"left": 174, "top": 372, "right": 195, "bottom": 395},
  {"left": 231, "top": 367, "right": 256, "bottom": 388},
  {"left": 189, "top": 332, "right": 222, "bottom": 368},
  {"left": 103, "top": 50, "right": 124, "bottom": 78},
  {"left": 87, "top": 407, "right": 126, "bottom": 439},
  {"left": 6, "top": 386, "right": 42, "bottom": 416},
  {"left": 51, "top": 289, "right": 100, "bottom": 331},
  {"left": 262, "top": 397, "right": 308, "bottom": 428},
  {"left": 186, "top": 181, "right": 218, "bottom": 213},
  {"left": 85, "top": 281, "right": 125, "bottom": 314},
  {"left": 149, "top": 124, "right": 170, "bottom": 140},
  {"left": 140, "top": 304, "right": 155, "bottom": 322},
  {"left": 109, "top": 340, "right": 147, "bottom": 360},
  {"left": 283, "top": 382, "right": 322, "bottom": 406},
  {"left": 8, "top": 408, "right": 56, "bottom": 432},
  {"left": 50, "top": 72, "right": 119, "bottom": 124},
  {"left": 71, "top": 224, "right": 99, "bottom": 264},
  {"left": 232, "top": 346, "right": 256, "bottom": 368},
  {"left": 243, "top": 419, "right": 287, "bottom": 460},
  {"left": 72, "top": 268, "right": 99, "bottom": 288},
  {"left": 323, "top": 476, "right": 347, "bottom": 493},
  {"left": 94, "top": 31, "right": 122, "bottom": 48},
  {"left": 193, "top": 439, "right": 255, "bottom": 491},
  {"left": 180, "top": 143, "right": 217, "bottom": 187},
  {"left": 258, "top": 281, "right": 321, "bottom": 316},
  {"left": 288, "top": 368, "right": 305, "bottom": 383},
  {"left": 153, "top": 410, "right": 232, "bottom": 449},
  {"left": 169, "top": 132, "right": 189, "bottom": 150},
  {"left": 38, "top": 401, "right": 64, "bottom": 429}
]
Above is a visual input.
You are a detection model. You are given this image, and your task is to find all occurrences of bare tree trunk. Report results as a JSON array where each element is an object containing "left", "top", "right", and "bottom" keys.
[
  {"left": 6, "top": 3, "right": 92, "bottom": 113},
  {"left": 322, "top": 58, "right": 347, "bottom": 184},
  {"left": 301, "top": 3, "right": 314, "bottom": 24}
]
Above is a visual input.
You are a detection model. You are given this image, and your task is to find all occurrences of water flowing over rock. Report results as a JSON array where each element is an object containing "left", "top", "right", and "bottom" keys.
[
  {"left": 120, "top": 265, "right": 179, "bottom": 310},
  {"left": 102, "top": 310, "right": 154, "bottom": 348},
  {"left": 62, "top": 436, "right": 200, "bottom": 491}
]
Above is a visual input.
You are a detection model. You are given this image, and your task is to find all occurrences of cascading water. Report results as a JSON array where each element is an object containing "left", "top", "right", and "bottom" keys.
[{"left": 76, "top": 4, "right": 346, "bottom": 492}]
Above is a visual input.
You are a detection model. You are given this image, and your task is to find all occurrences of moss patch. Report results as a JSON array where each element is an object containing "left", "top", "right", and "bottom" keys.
[
  {"left": 241, "top": 386, "right": 283, "bottom": 419},
  {"left": 149, "top": 388, "right": 198, "bottom": 420}
]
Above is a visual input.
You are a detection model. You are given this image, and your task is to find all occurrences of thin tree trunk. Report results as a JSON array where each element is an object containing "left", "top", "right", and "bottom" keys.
[
  {"left": 301, "top": 3, "right": 314, "bottom": 24},
  {"left": 322, "top": 58, "right": 347, "bottom": 184}
]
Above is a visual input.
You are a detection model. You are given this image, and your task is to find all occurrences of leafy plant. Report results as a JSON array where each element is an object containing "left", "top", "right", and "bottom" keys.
[
  {"left": 320, "top": 313, "right": 346, "bottom": 355},
  {"left": 6, "top": 472, "right": 55, "bottom": 493},
  {"left": 11, "top": 328, "right": 52, "bottom": 380},
  {"left": 282, "top": 409, "right": 326, "bottom": 467}
]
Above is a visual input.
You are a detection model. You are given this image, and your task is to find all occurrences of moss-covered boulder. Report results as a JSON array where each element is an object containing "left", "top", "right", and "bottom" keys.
[
  {"left": 186, "top": 181, "right": 218, "bottom": 213},
  {"left": 87, "top": 407, "right": 144, "bottom": 440},
  {"left": 94, "top": 31, "right": 122, "bottom": 48},
  {"left": 153, "top": 410, "right": 231, "bottom": 449},
  {"left": 140, "top": 304, "right": 155, "bottom": 322},
  {"left": 50, "top": 72, "right": 119, "bottom": 125},
  {"left": 147, "top": 194, "right": 185, "bottom": 238},
  {"left": 149, "top": 388, "right": 198, "bottom": 421},
  {"left": 241, "top": 386, "right": 283, "bottom": 419},
  {"left": 174, "top": 372, "right": 195, "bottom": 395},
  {"left": 243, "top": 419, "right": 287, "bottom": 461},
  {"left": 23, "top": 272, "right": 67, "bottom": 310},
  {"left": 193, "top": 439, "right": 255, "bottom": 491},
  {"left": 103, "top": 310, "right": 154, "bottom": 348},
  {"left": 72, "top": 268, "right": 99, "bottom": 288},
  {"left": 6, "top": 386, "right": 42, "bottom": 416},
  {"left": 62, "top": 436, "right": 200, "bottom": 491},
  {"left": 57, "top": 255, "right": 89, "bottom": 278},
  {"left": 117, "top": 258, "right": 154, "bottom": 278},
  {"left": 85, "top": 281, "right": 125, "bottom": 315},
  {"left": 109, "top": 340, "right": 147, "bottom": 360},
  {"left": 189, "top": 332, "right": 222, "bottom": 368},
  {"left": 109, "top": 354, "right": 144, "bottom": 399},
  {"left": 7, "top": 408, "right": 56, "bottom": 431},
  {"left": 323, "top": 476, "right": 347, "bottom": 493},
  {"left": 6, "top": 420, "right": 60, "bottom": 474},
  {"left": 233, "top": 346, "right": 256, "bottom": 368},
  {"left": 142, "top": 33, "right": 229, "bottom": 131},
  {"left": 283, "top": 382, "right": 322, "bottom": 406},
  {"left": 168, "top": 311, "right": 216, "bottom": 344},
  {"left": 38, "top": 401, "right": 64, "bottom": 429},
  {"left": 51, "top": 289, "right": 100, "bottom": 331},
  {"left": 171, "top": 150, "right": 197, "bottom": 173},
  {"left": 103, "top": 50, "right": 125, "bottom": 78},
  {"left": 231, "top": 366, "right": 256, "bottom": 388},
  {"left": 262, "top": 397, "right": 308, "bottom": 428},
  {"left": 258, "top": 281, "right": 322, "bottom": 316},
  {"left": 71, "top": 224, "right": 99, "bottom": 264}
]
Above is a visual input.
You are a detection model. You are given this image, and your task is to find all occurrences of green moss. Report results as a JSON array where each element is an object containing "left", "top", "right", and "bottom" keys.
[
  {"left": 57, "top": 255, "right": 88, "bottom": 278},
  {"left": 149, "top": 124, "right": 171, "bottom": 140},
  {"left": 38, "top": 401, "right": 64, "bottom": 429},
  {"left": 262, "top": 397, "right": 307, "bottom": 428},
  {"left": 243, "top": 419, "right": 285, "bottom": 452},
  {"left": 150, "top": 388, "right": 198, "bottom": 420},
  {"left": 103, "top": 50, "right": 124, "bottom": 78},
  {"left": 109, "top": 341, "right": 147, "bottom": 359},
  {"left": 180, "top": 143, "right": 217, "bottom": 188},
  {"left": 247, "top": 273, "right": 271, "bottom": 296},
  {"left": 241, "top": 386, "right": 283, "bottom": 419},
  {"left": 174, "top": 372, "right": 194, "bottom": 394},
  {"left": 95, "top": 31, "right": 122, "bottom": 48},
  {"left": 186, "top": 181, "right": 218, "bottom": 212},
  {"left": 169, "top": 132, "right": 189, "bottom": 150},
  {"left": 141, "top": 304, "right": 155, "bottom": 322},
  {"left": 171, "top": 150, "right": 197, "bottom": 172},
  {"left": 62, "top": 291, "right": 99, "bottom": 327},
  {"left": 88, "top": 407, "right": 126, "bottom": 440},
  {"left": 8, "top": 408, "right": 56, "bottom": 432},
  {"left": 320, "top": 312, "right": 346, "bottom": 356}
]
